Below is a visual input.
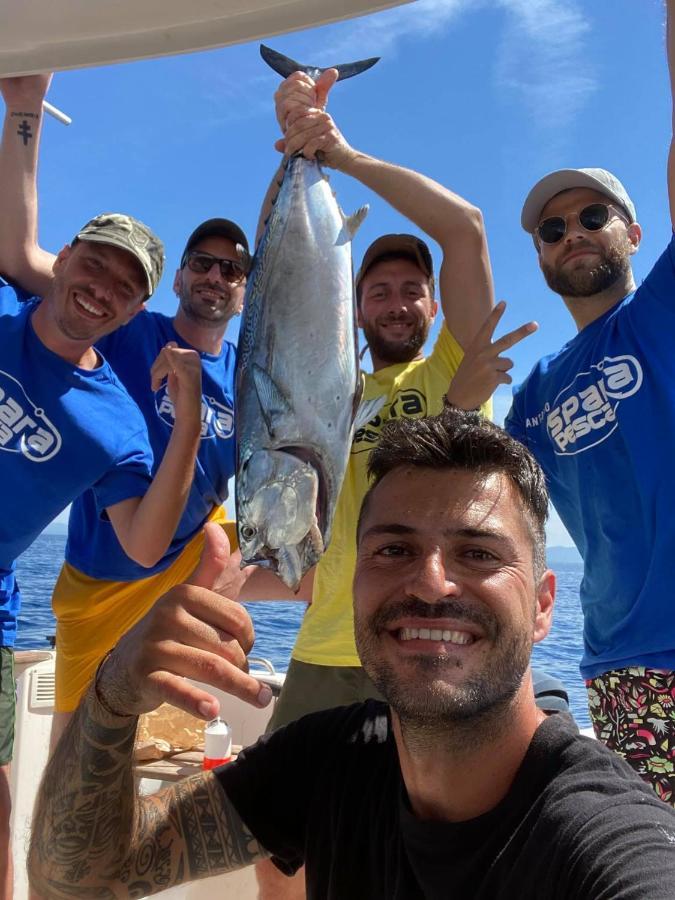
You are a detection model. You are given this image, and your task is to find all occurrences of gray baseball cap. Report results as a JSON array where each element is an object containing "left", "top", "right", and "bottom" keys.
[
  {"left": 521, "top": 168, "right": 637, "bottom": 234},
  {"left": 77, "top": 213, "right": 165, "bottom": 297}
]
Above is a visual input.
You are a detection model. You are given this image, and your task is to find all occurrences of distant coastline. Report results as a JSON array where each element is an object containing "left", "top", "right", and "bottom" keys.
[{"left": 547, "top": 545, "right": 582, "bottom": 565}]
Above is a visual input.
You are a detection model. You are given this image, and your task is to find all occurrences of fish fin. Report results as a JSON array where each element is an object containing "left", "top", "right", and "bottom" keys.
[
  {"left": 353, "top": 394, "right": 386, "bottom": 431},
  {"left": 276, "top": 544, "right": 303, "bottom": 592},
  {"left": 335, "top": 205, "right": 369, "bottom": 246},
  {"left": 260, "top": 45, "right": 379, "bottom": 82},
  {"left": 252, "top": 364, "right": 292, "bottom": 433}
]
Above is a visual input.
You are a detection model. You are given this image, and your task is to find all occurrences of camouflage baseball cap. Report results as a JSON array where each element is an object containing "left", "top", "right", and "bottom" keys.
[{"left": 76, "top": 213, "right": 165, "bottom": 297}]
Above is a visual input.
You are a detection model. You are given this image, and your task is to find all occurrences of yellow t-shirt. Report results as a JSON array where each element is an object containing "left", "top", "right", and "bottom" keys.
[{"left": 292, "top": 325, "right": 492, "bottom": 667}]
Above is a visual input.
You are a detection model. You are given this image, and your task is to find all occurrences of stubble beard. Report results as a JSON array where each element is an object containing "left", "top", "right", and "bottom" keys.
[
  {"left": 355, "top": 598, "right": 532, "bottom": 750},
  {"left": 541, "top": 237, "right": 632, "bottom": 299},
  {"left": 178, "top": 284, "right": 238, "bottom": 328},
  {"left": 361, "top": 316, "right": 431, "bottom": 365}
]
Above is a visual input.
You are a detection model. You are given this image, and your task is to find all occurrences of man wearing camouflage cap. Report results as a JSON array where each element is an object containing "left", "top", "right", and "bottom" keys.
[
  {"left": 0, "top": 78, "right": 206, "bottom": 897},
  {"left": 505, "top": 0, "right": 675, "bottom": 805},
  {"left": 0, "top": 74, "right": 266, "bottom": 757}
]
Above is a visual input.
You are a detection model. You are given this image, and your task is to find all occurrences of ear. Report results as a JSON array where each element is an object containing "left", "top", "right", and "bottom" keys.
[
  {"left": 173, "top": 268, "right": 182, "bottom": 296},
  {"left": 356, "top": 304, "right": 365, "bottom": 329},
  {"left": 52, "top": 244, "right": 72, "bottom": 273},
  {"left": 533, "top": 569, "right": 555, "bottom": 644},
  {"left": 429, "top": 299, "right": 439, "bottom": 319},
  {"left": 627, "top": 222, "right": 642, "bottom": 253}
]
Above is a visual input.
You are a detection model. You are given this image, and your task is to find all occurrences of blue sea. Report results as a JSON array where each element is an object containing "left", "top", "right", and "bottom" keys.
[{"left": 15, "top": 535, "right": 590, "bottom": 727}]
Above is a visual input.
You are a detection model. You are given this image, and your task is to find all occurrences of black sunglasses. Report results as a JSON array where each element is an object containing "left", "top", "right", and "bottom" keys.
[
  {"left": 183, "top": 250, "right": 247, "bottom": 283},
  {"left": 537, "top": 203, "right": 624, "bottom": 245}
]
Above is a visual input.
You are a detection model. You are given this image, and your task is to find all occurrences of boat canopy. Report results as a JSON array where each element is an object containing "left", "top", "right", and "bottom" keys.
[{"left": 2, "top": 0, "right": 409, "bottom": 77}]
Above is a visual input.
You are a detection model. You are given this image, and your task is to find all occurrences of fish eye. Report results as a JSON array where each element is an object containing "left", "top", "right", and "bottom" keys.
[{"left": 241, "top": 525, "right": 256, "bottom": 541}]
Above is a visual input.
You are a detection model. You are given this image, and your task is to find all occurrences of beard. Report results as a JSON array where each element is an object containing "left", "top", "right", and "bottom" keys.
[
  {"left": 355, "top": 597, "right": 532, "bottom": 733},
  {"left": 361, "top": 315, "right": 431, "bottom": 365},
  {"left": 177, "top": 283, "right": 238, "bottom": 327},
  {"left": 541, "top": 237, "right": 632, "bottom": 298}
]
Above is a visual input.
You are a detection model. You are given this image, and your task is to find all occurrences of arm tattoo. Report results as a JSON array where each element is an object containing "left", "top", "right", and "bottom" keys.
[
  {"left": 28, "top": 689, "right": 269, "bottom": 898},
  {"left": 9, "top": 111, "right": 39, "bottom": 146}
]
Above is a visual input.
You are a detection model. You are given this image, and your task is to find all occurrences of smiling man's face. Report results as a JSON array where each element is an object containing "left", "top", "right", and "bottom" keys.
[
  {"left": 353, "top": 466, "right": 554, "bottom": 724},
  {"left": 357, "top": 257, "right": 437, "bottom": 366},
  {"left": 50, "top": 241, "right": 147, "bottom": 344},
  {"left": 537, "top": 187, "right": 638, "bottom": 299},
  {"left": 174, "top": 235, "right": 246, "bottom": 328}
]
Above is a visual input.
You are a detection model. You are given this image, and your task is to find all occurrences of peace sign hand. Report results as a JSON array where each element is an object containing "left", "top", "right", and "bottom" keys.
[{"left": 445, "top": 302, "right": 537, "bottom": 411}]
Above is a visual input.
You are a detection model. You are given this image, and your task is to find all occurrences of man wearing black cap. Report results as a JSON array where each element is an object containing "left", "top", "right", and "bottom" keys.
[
  {"left": 505, "top": 1, "right": 675, "bottom": 804},
  {"left": 0, "top": 74, "right": 258, "bottom": 746}
]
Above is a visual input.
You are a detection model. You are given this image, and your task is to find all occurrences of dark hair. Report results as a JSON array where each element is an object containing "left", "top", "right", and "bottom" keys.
[
  {"left": 356, "top": 251, "right": 436, "bottom": 306},
  {"left": 357, "top": 406, "right": 549, "bottom": 574}
]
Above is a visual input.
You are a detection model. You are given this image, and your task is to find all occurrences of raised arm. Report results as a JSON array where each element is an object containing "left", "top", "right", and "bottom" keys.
[
  {"left": 28, "top": 529, "right": 273, "bottom": 897},
  {"left": 105, "top": 343, "right": 202, "bottom": 568},
  {"left": 0, "top": 76, "right": 57, "bottom": 293},
  {"left": 667, "top": 0, "right": 675, "bottom": 228},
  {"left": 278, "top": 73, "right": 494, "bottom": 350}
]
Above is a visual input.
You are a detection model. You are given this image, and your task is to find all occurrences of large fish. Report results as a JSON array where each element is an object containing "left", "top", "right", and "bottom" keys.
[{"left": 235, "top": 45, "right": 383, "bottom": 590}]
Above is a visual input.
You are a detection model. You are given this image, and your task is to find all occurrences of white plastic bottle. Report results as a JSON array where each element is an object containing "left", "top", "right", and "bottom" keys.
[{"left": 203, "top": 716, "right": 233, "bottom": 770}]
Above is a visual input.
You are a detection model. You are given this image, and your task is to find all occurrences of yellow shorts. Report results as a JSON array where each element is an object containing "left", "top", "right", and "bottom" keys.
[{"left": 52, "top": 506, "right": 237, "bottom": 712}]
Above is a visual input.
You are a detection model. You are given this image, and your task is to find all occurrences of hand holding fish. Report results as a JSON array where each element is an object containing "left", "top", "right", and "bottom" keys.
[
  {"left": 150, "top": 341, "right": 203, "bottom": 432},
  {"left": 94, "top": 522, "right": 273, "bottom": 719},
  {"left": 274, "top": 68, "right": 338, "bottom": 133},
  {"left": 445, "top": 301, "right": 538, "bottom": 410},
  {"left": 281, "top": 106, "right": 355, "bottom": 168}
]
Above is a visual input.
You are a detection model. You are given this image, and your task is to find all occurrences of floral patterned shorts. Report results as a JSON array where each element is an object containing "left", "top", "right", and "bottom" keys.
[{"left": 586, "top": 667, "right": 675, "bottom": 806}]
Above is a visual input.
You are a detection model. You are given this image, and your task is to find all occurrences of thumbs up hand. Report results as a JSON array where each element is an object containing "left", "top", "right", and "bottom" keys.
[{"left": 94, "top": 523, "right": 273, "bottom": 720}]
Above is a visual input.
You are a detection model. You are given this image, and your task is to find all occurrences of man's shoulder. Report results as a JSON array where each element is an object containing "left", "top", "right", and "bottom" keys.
[
  {"left": 535, "top": 715, "right": 673, "bottom": 826},
  {"left": 0, "top": 280, "right": 38, "bottom": 317}
]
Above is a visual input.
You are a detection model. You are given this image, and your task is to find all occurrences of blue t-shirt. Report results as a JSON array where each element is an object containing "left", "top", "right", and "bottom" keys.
[
  {"left": 505, "top": 236, "right": 675, "bottom": 678},
  {"left": 0, "top": 284, "right": 153, "bottom": 645},
  {"left": 66, "top": 310, "right": 237, "bottom": 580}
]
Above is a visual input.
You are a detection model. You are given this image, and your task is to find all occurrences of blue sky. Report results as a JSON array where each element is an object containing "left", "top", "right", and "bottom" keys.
[{"left": 16, "top": 0, "right": 671, "bottom": 545}]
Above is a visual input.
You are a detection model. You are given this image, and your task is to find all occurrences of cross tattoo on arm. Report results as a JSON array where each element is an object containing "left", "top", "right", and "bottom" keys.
[
  {"left": 9, "top": 111, "right": 38, "bottom": 146},
  {"left": 16, "top": 119, "right": 33, "bottom": 145}
]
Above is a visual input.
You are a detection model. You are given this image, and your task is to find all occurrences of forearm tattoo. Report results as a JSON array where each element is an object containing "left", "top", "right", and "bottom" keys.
[
  {"left": 28, "top": 690, "right": 268, "bottom": 898},
  {"left": 9, "top": 111, "right": 39, "bottom": 146}
]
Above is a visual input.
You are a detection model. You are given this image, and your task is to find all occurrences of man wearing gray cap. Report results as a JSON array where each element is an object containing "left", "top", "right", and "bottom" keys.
[{"left": 505, "top": 0, "right": 675, "bottom": 804}]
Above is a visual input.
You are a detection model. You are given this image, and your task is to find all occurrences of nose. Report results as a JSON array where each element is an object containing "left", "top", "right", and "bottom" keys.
[
  {"left": 88, "top": 278, "right": 114, "bottom": 303},
  {"left": 202, "top": 259, "right": 226, "bottom": 285},
  {"left": 403, "top": 549, "right": 461, "bottom": 605}
]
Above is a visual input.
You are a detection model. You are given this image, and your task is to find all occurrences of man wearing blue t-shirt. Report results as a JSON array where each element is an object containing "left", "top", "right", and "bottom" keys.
[
  {"left": 0, "top": 74, "right": 308, "bottom": 757},
  {"left": 505, "top": 1, "right": 675, "bottom": 804},
  {"left": 0, "top": 76, "right": 209, "bottom": 897}
]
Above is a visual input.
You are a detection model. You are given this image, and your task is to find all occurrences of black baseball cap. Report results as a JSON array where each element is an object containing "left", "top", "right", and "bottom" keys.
[{"left": 181, "top": 218, "right": 250, "bottom": 268}]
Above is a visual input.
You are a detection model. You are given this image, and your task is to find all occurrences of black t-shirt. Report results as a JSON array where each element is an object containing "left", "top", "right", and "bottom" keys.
[{"left": 217, "top": 701, "right": 675, "bottom": 899}]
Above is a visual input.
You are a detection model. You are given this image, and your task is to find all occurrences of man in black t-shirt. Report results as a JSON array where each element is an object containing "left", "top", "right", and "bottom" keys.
[{"left": 28, "top": 410, "right": 675, "bottom": 899}]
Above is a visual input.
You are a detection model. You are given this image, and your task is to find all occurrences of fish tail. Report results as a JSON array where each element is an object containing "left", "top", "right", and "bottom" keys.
[{"left": 260, "top": 44, "right": 379, "bottom": 82}]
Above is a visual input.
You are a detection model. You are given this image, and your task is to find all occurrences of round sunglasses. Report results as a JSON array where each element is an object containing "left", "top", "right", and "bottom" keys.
[
  {"left": 537, "top": 203, "right": 626, "bottom": 245},
  {"left": 183, "top": 250, "right": 247, "bottom": 283}
]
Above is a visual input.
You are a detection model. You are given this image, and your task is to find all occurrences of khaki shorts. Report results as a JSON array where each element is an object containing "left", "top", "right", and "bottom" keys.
[
  {"left": 266, "top": 658, "right": 384, "bottom": 733},
  {"left": 0, "top": 648, "right": 15, "bottom": 766}
]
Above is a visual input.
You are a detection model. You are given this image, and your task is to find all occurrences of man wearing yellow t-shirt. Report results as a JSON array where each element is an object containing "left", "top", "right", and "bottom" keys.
[{"left": 255, "top": 69, "right": 536, "bottom": 900}]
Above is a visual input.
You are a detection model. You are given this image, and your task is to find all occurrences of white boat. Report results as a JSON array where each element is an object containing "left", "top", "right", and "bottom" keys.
[
  {"left": 11, "top": 649, "right": 285, "bottom": 899},
  {"left": 0, "top": 0, "right": 409, "bottom": 77}
]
